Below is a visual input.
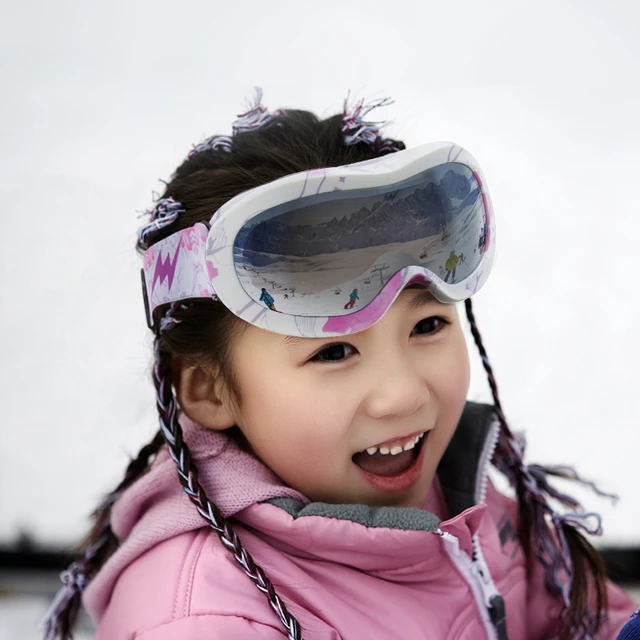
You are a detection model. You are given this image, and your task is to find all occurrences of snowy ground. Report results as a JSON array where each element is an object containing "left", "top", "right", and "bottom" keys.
[{"left": 1, "top": 571, "right": 638, "bottom": 639}]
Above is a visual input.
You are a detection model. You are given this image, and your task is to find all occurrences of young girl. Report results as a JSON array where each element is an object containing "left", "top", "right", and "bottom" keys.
[{"left": 45, "top": 95, "right": 636, "bottom": 640}]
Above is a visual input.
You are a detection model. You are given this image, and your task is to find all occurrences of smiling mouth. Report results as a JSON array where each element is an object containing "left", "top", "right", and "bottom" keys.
[{"left": 352, "top": 433, "right": 426, "bottom": 477}]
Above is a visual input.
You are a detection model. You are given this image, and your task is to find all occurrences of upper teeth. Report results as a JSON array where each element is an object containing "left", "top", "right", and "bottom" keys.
[{"left": 362, "top": 432, "right": 425, "bottom": 456}]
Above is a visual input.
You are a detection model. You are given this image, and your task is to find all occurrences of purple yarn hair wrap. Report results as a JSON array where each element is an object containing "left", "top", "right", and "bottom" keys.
[
  {"left": 496, "top": 426, "right": 616, "bottom": 634},
  {"left": 186, "top": 88, "right": 285, "bottom": 161},
  {"left": 232, "top": 87, "right": 286, "bottom": 135},
  {"left": 41, "top": 533, "right": 108, "bottom": 640},
  {"left": 341, "top": 95, "right": 403, "bottom": 153},
  {"left": 188, "top": 135, "right": 233, "bottom": 158},
  {"left": 137, "top": 196, "right": 185, "bottom": 245}
]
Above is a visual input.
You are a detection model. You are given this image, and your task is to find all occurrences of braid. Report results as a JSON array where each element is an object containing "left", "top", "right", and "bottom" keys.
[
  {"left": 463, "top": 299, "right": 506, "bottom": 419},
  {"left": 464, "top": 298, "right": 609, "bottom": 640},
  {"left": 42, "top": 433, "right": 164, "bottom": 639},
  {"left": 154, "top": 303, "right": 303, "bottom": 640}
]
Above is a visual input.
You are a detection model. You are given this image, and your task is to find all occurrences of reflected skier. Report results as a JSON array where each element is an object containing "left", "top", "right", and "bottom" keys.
[
  {"left": 260, "top": 288, "right": 277, "bottom": 311},
  {"left": 344, "top": 288, "right": 360, "bottom": 309},
  {"left": 444, "top": 250, "right": 461, "bottom": 283}
]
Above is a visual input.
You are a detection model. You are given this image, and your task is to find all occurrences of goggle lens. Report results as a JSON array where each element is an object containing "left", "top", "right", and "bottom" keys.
[{"left": 233, "top": 162, "right": 487, "bottom": 317}]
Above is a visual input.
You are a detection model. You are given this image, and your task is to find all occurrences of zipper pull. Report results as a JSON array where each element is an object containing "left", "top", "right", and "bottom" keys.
[{"left": 488, "top": 595, "right": 508, "bottom": 640}]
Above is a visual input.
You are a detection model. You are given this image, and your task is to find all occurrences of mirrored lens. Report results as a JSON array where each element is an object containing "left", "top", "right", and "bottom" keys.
[{"left": 234, "top": 162, "right": 487, "bottom": 316}]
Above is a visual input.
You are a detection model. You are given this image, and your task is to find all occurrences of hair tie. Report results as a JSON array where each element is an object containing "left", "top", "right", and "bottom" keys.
[
  {"left": 188, "top": 135, "right": 233, "bottom": 158},
  {"left": 159, "top": 301, "right": 192, "bottom": 334},
  {"left": 341, "top": 94, "right": 403, "bottom": 152},
  {"left": 232, "top": 87, "right": 286, "bottom": 135},
  {"left": 137, "top": 196, "right": 185, "bottom": 244},
  {"left": 41, "top": 562, "right": 87, "bottom": 640}
]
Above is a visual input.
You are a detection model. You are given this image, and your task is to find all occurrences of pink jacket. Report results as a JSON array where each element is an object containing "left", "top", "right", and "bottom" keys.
[{"left": 84, "top": 403, "right": 636, "bottom": 639}]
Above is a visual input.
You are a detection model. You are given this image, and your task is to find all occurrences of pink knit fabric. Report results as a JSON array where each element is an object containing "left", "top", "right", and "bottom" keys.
[{"left": 83, "top": 414, "right": 308, "bottom": 619}]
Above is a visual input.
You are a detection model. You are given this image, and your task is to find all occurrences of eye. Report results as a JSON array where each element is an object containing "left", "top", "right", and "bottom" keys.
[
  {"left": 310, "top": 343, "right": 357, "bottom": 362},
  {"left": 411, "top": 316, "right": 449, "bottom": 337}
]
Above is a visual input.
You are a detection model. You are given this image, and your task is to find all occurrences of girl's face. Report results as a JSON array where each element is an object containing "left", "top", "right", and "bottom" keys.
[{"left": 228, "top": 289, "right": 470, "bottom": 508}]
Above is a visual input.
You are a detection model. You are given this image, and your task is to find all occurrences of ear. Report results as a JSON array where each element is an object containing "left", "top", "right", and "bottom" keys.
[{"left": 176, "top": 362, "right": 236, "bottom": 431}]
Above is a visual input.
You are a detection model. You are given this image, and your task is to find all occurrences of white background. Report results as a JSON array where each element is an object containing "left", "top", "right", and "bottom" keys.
[{"left": 1, "top": 0, "right": 639, "bottom": 548}]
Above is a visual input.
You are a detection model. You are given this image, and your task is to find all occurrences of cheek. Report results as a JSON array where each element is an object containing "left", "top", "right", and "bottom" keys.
[
  {"left": 235, "top": 369, "right": 351, "bottom": 456},
  {"left": 236, "top": 378, "right": 352, "bottom": 495},
  {"left": 427, "top": 337, "right": 471, "bottom": 459},
  {"left": 436, "top": 333, "right": 471, "bottom": 407},
  {"left": 452, "top": 349, "right": 471, "bottom": 399}
]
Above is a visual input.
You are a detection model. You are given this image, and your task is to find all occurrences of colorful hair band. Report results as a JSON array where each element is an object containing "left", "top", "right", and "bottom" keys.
[
  {"left": 341, "top": 95, "right": 404, "bottom": 153},
  {"left": 137, "top": 196, "right": 186, "bottom": 245}
]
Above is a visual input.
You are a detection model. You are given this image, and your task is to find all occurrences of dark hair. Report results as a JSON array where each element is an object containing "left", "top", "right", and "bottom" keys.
[{"left": 46, "top": 105, "right": 608, "bottom": 640}]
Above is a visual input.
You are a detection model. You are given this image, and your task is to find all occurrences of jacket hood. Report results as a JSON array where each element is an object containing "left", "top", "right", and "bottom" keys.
[{"left": 83, "top": 416, "right": 307, "bottom": 618}]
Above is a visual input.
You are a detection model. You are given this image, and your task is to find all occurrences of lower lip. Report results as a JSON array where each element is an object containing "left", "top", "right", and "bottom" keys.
[{"left": 356, "top": 432, "right": 429, "bottom": 493}]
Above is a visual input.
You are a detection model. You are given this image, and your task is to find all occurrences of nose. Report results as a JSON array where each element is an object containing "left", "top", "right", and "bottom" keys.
[{"left": 363, "top": 351, "right": 430, "bottom": 420}]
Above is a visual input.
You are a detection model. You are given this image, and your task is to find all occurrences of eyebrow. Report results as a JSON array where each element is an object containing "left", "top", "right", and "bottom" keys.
[
  {"left": 283, "top": 334, "right": 305, "bottom": 348},
  {"left": 407, "top": 289, "right": 440, "bottom": 310},
  {"left": 283, "top": 290, "right": 440, "bottom": 348}
]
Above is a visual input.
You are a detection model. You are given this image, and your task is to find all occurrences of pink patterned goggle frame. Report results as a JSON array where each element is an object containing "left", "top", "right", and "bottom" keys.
[{"left": 141, "top": 142, "right": 495, "bottom": 338}]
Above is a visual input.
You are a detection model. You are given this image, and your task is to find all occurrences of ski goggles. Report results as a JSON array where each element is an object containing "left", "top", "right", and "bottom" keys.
[{"left": 141, "top": 141, "right": 495, "bottom": 338}]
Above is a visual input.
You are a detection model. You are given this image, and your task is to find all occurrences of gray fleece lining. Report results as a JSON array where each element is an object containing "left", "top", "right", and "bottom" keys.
[
  {"left": 268, "top": 498, "right": 441, "bottom": 532},
  {"left": 266, "top": 402, "right": 496, "bottom": 531}
]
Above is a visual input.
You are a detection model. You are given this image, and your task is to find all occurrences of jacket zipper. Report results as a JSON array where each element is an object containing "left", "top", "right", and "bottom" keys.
[
  {"left": 474, "top": 417, "right": 508, "bottom": 638},
  {"left": 439, "top": 530, "right": 504, "bottom": 640},
  {"left": 475, "top": 415, "right": 501, "bottom": 506},
  {"left": 472, "top": 534, "right": 508, "bottom": 640},
  {"left": 436, "top": 416, "right": 508, "bottom": 639}
]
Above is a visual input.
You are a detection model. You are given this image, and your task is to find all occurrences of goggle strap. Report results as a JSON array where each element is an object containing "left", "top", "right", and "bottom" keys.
[{"left": 141, "top": 222, "right": 216, "bottom": 328}]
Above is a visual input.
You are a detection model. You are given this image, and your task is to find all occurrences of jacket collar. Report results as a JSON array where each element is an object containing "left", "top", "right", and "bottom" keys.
[{"left": 438, "top": 401, "right": 499, "bottom": 516}]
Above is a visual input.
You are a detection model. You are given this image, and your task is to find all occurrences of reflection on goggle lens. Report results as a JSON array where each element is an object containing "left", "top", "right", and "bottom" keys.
[{"left": 234, "top": 162, "right": 487, "bottom": 316}]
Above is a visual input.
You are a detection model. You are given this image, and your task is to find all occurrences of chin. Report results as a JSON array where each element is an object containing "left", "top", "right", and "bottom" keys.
[
  {"left": 404, "top": 475, "right": 435, "bottom": 509},
  {"left": 399, "top": 492, "right": 430, "bottom": 510},
  {"left": 379, "top": 487, "right": 430, "bottom": 510}
]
